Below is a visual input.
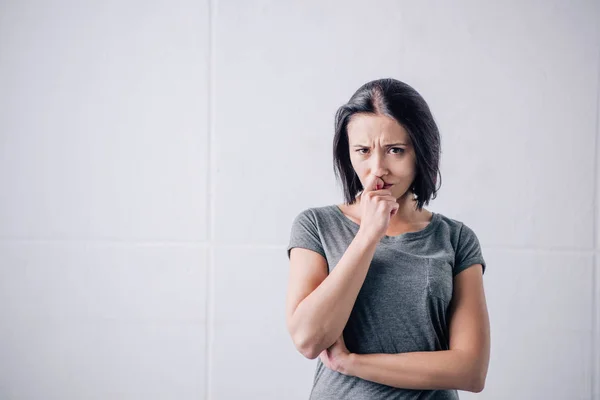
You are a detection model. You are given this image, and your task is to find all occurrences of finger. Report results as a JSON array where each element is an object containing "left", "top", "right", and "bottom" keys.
[
  {"left": 319, "top": 351, "right": 327, "bottom": 363},
  {"left": 363, "top": 174, "right": 383, "bottom": 193},
  {"left": 362, "top": 174, "right": 375, "bottom": 194}
]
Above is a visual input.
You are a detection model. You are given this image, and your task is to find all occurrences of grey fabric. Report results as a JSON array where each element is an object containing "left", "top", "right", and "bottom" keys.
[{"left": 286, "top": 205, "right": 486, "bottom": 399}]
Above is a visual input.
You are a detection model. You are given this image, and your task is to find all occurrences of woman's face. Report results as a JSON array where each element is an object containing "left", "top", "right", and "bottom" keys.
[{"left": 346, "top": 113, "right": 416, "bottom": 198}]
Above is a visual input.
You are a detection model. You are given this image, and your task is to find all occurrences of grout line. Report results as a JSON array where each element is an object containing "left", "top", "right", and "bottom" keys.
[
  {"left": 0, "top": 239, "right": 209, "bottom": 247},
  {"left": 0, "top": 238, "right": 209, "bottom": 245},
  {"left": 592, "top": 35, "right": 600, "bottom": 400},
  {"left": 205, "top": 0, "right": 216, "bottom": 398},
  {"left": 1, "top": 239, "right": 600, "bottom": 255}
]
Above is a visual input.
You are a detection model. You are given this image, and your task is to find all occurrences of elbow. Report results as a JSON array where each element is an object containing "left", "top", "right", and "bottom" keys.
[
  {"left": 471, "top": 379, "right": 486, "bottom": 393},
  {"left": 299, "top": 345, "right": 321, "bottom": 360},
  {"left": 291, "top": 326, "right": 331, "bottom": 360},
  {"left": 467, "top": 379, "right": 485, "bottom": 393},
  {"left": 287, "top": 312, "right": 333, "bottom": 360},
  {"left": 293, "top": 334, "right": 322, "bottom": 359},
  {"left": 458, "top": 352, "right": 487, "bottom": 393},
  {"left": 465, "top": 370, "right": 486, "bottom": 393}
]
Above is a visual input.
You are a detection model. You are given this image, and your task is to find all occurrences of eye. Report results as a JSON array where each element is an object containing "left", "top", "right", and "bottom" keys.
[{"left": 355, "top": 147, "right": 405, "bottom": 155}]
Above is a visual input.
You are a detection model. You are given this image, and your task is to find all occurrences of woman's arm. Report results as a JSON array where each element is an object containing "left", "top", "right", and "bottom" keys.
[
  {"left": 345, "top": 349, "right": 481, "bottom": 392},
  {"left": 287, "top": 230, "right": 379, "bottom": 359},
  {"left": 336, "top": 264, "right": 491, "bottom": 392}
]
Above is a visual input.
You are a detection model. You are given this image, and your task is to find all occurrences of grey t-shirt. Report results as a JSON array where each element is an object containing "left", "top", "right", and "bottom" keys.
[{"left": 286, "top": 205, "right": 486, "bottom": 400}]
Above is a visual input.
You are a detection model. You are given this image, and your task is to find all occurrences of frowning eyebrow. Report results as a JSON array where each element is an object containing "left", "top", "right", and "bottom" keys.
[{"left": 352, "top": 142, "right": 408, "bottom": 147}]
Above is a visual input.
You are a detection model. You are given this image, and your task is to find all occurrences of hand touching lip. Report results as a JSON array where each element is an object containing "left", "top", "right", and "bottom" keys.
[{"left": 373, "top": 181, "right": 393, "bottom": 190}]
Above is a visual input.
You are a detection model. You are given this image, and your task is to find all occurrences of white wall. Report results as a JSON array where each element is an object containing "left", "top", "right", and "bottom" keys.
[{"left": 0, "top": 1, "right": 598, "bottom": 399}]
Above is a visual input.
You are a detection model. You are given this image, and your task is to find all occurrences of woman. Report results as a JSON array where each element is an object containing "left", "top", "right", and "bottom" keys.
[{"left": 285, "top": 78, "right": 490, "bottom": 399}]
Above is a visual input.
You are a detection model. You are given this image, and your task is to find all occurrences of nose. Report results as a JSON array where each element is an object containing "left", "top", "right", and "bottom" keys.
[{"left": 370, "top": 153, "right": 389, "bottom": 178}]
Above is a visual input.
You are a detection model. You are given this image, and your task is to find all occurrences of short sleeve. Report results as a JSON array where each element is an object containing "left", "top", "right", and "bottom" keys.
[
  {"left": 286, "top": 208, "right": 326, "bottom": 260},
  {"left": 454, "top": 223, "right": 486, "bottom": 276}
]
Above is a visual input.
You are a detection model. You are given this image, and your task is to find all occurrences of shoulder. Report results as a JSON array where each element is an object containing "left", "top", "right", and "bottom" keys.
[
  {"left": 433, "top": 212, "right": 467, "bottom": 233},
  {"left": 433, "top": 212, "right": 481, "bottom": 244},
  {"left": 292, "top": 204, "right": 337, "bottom": 223}
]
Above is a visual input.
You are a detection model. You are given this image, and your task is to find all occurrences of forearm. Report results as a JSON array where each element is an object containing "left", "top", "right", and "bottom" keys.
[
  {"left": 345, "top": 350, "right": 483, "bottom": 393},
  {"left": 292, "top": 230, "right": 378, "bottom": 357}
]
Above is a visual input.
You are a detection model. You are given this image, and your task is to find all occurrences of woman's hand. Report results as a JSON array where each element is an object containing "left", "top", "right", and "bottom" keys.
[
  {"left": 319, "top": 334, "right": 352, "bottom": 375},
  {"left": 357, "top": 174, "right": 399, "bottom": 241}
]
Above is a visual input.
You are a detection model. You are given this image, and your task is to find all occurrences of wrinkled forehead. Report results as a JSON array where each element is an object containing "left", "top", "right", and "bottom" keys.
[{"left": 346, "top": 113, "right": 411, "bottom": 145}]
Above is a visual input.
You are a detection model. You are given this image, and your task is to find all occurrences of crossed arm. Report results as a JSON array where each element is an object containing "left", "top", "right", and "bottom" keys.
[{"left": 322, "top": 264, "right": 490, "bottom": 393}]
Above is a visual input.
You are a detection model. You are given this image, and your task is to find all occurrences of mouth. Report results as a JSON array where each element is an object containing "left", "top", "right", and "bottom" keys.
[{"left": 382, "top": 183, "right": 393, "bottom": 189}]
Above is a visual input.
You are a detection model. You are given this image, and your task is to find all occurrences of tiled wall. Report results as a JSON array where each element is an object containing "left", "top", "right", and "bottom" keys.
[{"left": 0, "top": 1, "right": 598, "bottom": 399}]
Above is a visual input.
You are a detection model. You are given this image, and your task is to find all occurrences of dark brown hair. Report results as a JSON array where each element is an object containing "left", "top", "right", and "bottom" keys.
[{"left": 333, "top": 78, "right": 442, "bottom": 210}]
